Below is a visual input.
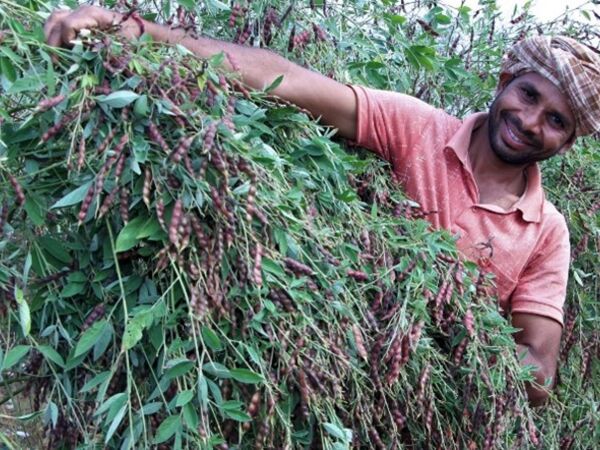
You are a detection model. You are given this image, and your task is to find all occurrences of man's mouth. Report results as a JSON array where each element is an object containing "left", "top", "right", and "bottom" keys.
[{"left": 503, "top": 116, "right": 536, "bottom": 149}]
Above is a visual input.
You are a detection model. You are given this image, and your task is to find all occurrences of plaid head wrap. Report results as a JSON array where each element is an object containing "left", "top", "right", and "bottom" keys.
[{"left": 500, "top": 36, "right": 600, "bottom": 137}]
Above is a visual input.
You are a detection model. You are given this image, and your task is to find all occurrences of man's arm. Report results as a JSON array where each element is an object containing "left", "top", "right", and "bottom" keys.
[
  {"left": 511, "top": 312, "right": 562, "bottom": 406},
  {"left": 44, "top": 6, "right": 357, "bottom": 139}
]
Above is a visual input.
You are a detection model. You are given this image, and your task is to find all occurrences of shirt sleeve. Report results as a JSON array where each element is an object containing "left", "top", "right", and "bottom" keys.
[
  {"left": 349, "top": 85, "right": 442, "bottom": 170},
  {"left": 510, "top": 215, "right": 570, "bottom": 326}
]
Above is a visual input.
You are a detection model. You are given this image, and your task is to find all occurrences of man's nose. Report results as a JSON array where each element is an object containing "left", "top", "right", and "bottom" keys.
[{"left": 519, "top": 108, "right": 543, "bottom": 135}]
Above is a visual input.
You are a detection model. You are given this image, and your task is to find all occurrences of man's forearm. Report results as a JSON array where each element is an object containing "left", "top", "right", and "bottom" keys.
[
  {"left": 140, "top": 21, "right": 295, "bottom": 96},
  {"left": 517, "top": 343, "right": 554, "bottom": 406}
]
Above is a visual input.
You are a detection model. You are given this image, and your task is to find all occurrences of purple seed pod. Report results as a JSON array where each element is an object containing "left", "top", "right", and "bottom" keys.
[
  {"left": 0, "top": 201, "right": 8, "bottom": 236},
  {"left": 253, "top": 243, "right": 263, "bottom": 286},
  {"left": 147, "top": 123, "right": 170, "bottom": 154},
  {"left": 8, "top": 174, "right": 25, "bottom": 206},
  {"left": 179, "top": 215, "right": 191, "bottom": 250},
  {"left": 169, "top": 199, "right": 183, "bottom": 248},
  {"left": 82, "top": 304, "right": 105, "bottom": 331},
  {"left": 156, "top": 198, "right": 167, "bottom": 231},
  {"left": 190, "top": 214, "right": 209, "bottom": 249},
  {"left": 37, "top": 94, "right": 66, "bottom": 113},
  {"left": 203, "top": 122, "right": 218, "bottom": 152},
  {"left": 97, "top": 128, "right": 118, "bottom": 155},
  {"left": 113, "top": 134, "right": 129, "bottom": 157},
  {"left": 283, "top": 257, "right": 314, "bottom": 276},
  {"left": 209, "top": 186, "right": 225, "bottom": 214},
  {"left": 347, "top": 269, "right": 369, "bottom": 282},
  {"left": 143, "top": 167, "right": 153, "bottom": 208},
  {"left": 41, "top": 114, "right": 71, "bottom": 142},
  {"left": 78, "top": 184, "right": 96, "bottom": 225},
  {"left": 170, "top": 135, "right": 194, "bottom": 164},
  {"left": 98, "top": 186, "right": 119, "bottom": 219},
  {"left": 119, "top": 188, "right": 129, "bottom": 224},
  {"left": 77, "top": 137, "right": 86, "bottom": 171},
  {"left": 114, "top": 154, "right": 127, "bottom": 182},
  {"left": 94, "top": 156, "right": 116, "bottom": 197}
]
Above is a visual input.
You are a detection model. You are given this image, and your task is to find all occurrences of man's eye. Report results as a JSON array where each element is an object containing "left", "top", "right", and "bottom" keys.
[
  {"left": 550, "top": 114, "right": 564, "bottom": 128},
  {"left": 521, "top": 87, "right": 535, "bottom": 100}
]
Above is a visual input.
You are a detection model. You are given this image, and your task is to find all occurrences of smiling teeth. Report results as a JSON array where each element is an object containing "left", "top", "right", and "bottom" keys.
[{"left": 508, "top": 123, "right": 523, "bottom": 144}]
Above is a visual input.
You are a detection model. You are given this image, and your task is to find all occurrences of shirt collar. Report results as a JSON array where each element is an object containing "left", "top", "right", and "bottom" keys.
[{"left": 445, "top": 112, "right": 544, "bottom": 223}]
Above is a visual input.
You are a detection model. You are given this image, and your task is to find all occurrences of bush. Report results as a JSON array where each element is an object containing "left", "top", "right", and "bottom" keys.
[{"left": 0, "top": 1, "right": 597, "bottom": 449}]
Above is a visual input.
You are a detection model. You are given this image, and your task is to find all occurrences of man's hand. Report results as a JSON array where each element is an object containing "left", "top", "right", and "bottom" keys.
[
  {"left": 44, "top": 6, "right": 357, "bottom": 140},
  {"left": 511, "top": 312, "right": 562, "bottom": 406},
  {"left": 44, "top": 6, "right": 138, "bottom": 48}
]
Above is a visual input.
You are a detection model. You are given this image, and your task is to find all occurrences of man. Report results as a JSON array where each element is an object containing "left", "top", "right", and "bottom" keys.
[{"left": 44, "top": 6, "right": 600, "bottom": 405}]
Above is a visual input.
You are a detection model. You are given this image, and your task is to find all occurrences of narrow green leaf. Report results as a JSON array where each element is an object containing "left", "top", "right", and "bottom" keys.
[
  {"left": 122, "top": 320, "right": 143, "bottom": 350},
  {"left": 116, "top": 216, "right": 147, "bottom": 252},
  {"left": 37, "top": 345, "right": 65, "bottom": 367},
  {"left": 202, "top": 362, "right": 231, "bottom": 379},
  {"left": 201, "top": 326, "right": 222, "bottom": 351},
  {"left": 80, "top": 371, "right": 111, "bottom": 393},
  {"left": 175, "top": 390, "right": 194, "bottom": 407},
  {"left": 75, "top": 320, "right": 108, "bottom": 358},
  {"left": 230, "top": 368, "right": 264, "bottom": 384},
  {"left": 2, "top": 345, "right": 30, "bottom": 370},
  {"left": 51, "top": 181, "right": 93, "bottom": 209},
  {"left": 154, "top": 415, "right": 181, "bottom": 444},
  {"left": 15, "top": 288, "right": 30, "bottom": 337},
  {"left": 97, "top": 90, "right": 139, "bottom": 108}
]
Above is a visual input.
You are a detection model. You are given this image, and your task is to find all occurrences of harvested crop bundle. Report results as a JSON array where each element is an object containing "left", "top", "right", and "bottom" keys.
[{"left": 0, "top": 2, "right": 598, "bottom": 450}]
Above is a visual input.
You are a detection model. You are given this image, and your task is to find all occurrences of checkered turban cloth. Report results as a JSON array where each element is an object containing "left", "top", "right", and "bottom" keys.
[{"left": 501, "top": 36, "right": 600, "bottom": 137}]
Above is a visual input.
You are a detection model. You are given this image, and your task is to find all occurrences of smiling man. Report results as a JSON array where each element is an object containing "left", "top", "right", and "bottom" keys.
[{"left": 44, "top": 7, "right": 600, "bottom": 405}]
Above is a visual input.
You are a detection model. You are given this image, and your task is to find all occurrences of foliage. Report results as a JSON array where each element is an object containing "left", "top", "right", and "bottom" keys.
[{"left": 0, "top": 0, "right": 598, "bottom": 449}]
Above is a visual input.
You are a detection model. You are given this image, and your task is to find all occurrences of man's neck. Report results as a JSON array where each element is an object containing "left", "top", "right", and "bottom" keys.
[{"left": 468, "top": 118, "right": 529, "bottom": 209}]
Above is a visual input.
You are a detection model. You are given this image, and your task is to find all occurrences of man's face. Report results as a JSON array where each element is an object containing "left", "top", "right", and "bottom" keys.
[{"left": 487, "top": 72, "right": 576, "bottom": 165}]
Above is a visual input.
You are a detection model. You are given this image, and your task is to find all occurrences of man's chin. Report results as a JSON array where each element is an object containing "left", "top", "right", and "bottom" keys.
[{"left": 492, "top": 145, "right": 534, "bottom": 166}]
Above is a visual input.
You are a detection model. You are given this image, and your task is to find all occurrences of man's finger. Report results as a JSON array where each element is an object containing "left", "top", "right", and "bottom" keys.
[
  {"left": 46, "top": 25, "right": 66, "bottom": 49},
  {"left": 60, "top": 17, "right": 79, "bottom": 47},
  {"left": 43, "top": 10, "right": 70, "bottom": 42}
]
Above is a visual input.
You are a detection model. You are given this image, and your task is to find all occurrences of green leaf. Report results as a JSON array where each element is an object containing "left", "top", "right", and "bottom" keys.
[
  {"left": 105, "top": 405, "right": 127, "bottom": 443},
  {"left": 8, "top": 75, "right": 44, "bottom": 94},
  {"left": 24, "top": 197, "right": 45, "bottom": 226},
  {"left": 80, "top": 371, "right": 111, "bottom": 393},
  {"left": 202, "top": 362, "right": 231, "bottom": 379},
  {"left": 264, "top": 75, "right": 284, "bottom": 93},
  {"left": 37, "top": 345, "right": 65, "bottom": 367},
  {"left": 51, "top": 181, "right": 93, "bottom": 209},
  {"left": 116, "top": 216, "right": 147, "bottom": 252},
  {"left": 2, "top": 345, "right": 30, "bottom": 370},
  {"left": 97, "top": 90, "right": 140, "bottom": 108},
  {"left": 122, "top": 319, "right": 143, "bottom": 350},
  {"left": 0, "top": 57, "right": 16, "bottom": 82},
  {"left": 154, "top": 415, "right": 181, "bottom": 444},
  {"left": 133, "top": 94, "right": 149, "bottom": 117},
  {"left": 38, "top": 236, "right": 73, "bottom": 264},
  {"left": 164, "top": 360, "right": 194, "bottom": 379},
  {"left": 15, "top": 288, "right": 30, "bottom": 337},
  {"left": 75, "top": 320, "right": 108, "bottom": 358},
  {"left": 221, "top": 406, "right": 251, "bottom": 422},
  {"left": 182, "top": 403, "right": 198, "bottom": 429},
  {"left": 175, "top": 390, "right": 194, "bottom": 407},
  {"left": 323, "top": 423, "right": 352, "bottom": 442},
  {"left": 201, "top": 326, "right": 222, "bottom": 351},
  {"left": 230, "top": 368, "right": 264, "bottom": 384}
]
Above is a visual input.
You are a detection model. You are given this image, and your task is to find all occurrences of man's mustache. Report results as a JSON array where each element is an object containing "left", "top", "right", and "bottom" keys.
[{"left": 503, "top": 112, "right": 543, "bottom": 149}]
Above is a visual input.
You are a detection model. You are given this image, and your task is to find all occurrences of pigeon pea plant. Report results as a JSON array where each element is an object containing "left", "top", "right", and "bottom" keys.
[{"left": 0, "top": 0, "right": 597, "bottom": 449}]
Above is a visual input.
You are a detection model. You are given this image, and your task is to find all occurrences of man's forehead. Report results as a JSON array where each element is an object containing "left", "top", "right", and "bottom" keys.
[{"left": 509, "top": 73, "right": 576, "bottom": 123}]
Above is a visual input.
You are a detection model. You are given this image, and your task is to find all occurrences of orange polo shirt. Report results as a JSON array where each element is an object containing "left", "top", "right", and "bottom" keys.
[{"left": 351, "top": 86, "right": 570, "bottom": 325}]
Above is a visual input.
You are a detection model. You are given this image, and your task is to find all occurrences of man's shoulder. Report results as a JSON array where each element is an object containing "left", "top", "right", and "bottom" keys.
[{"left": 540, "top": 196, "right": 569, "bottom": 239}]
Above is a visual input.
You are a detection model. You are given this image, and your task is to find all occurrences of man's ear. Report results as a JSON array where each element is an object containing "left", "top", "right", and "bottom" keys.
[
  {"left": 558, "top": 134, "right": 576, "bottom": 155},
  {"left": 497, "top": 72, "right": 514, "bottom": 94}
]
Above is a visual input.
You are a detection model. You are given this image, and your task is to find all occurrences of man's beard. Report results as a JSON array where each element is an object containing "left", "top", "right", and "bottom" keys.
[{"left": 487, "top": 97, "right": 547, "bottom": 166}]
